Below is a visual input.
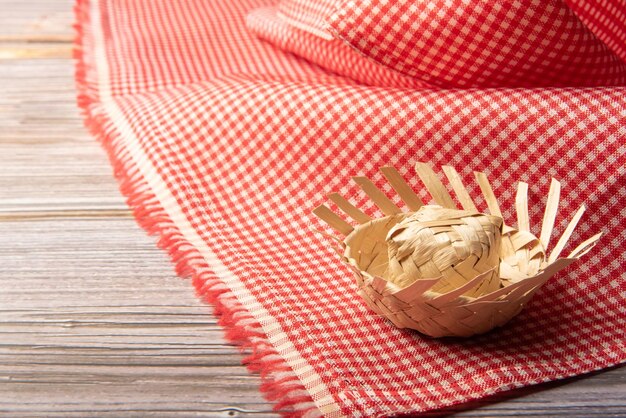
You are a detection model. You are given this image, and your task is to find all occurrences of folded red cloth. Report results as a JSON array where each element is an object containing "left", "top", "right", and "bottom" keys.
[
  {"left": 263, "top": 0, "right": 626, "bottom": 88},
  {"left": 75, "top": 0, "right": 626, "bottom": 416},
  {"left": 564, "top": 0, "right": 626, "bottom": 63}
]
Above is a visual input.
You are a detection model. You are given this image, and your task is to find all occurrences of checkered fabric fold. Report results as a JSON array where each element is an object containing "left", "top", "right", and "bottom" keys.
[
  {"left": 75, "top": 0, "right": 626, "bottom": 416},
  {"left": 326, "top": 0, "right": 626, "bottom": 88},
  {"left": 564, "top": 0, "right": 626, "bottom": 63},
  {"left": 256, "top": 0, "right": 626, "bottom": 88}
]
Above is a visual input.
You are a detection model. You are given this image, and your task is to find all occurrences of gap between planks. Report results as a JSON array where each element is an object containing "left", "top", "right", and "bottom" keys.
[{"left": 0, "top": 209, "right": 133, "bottom": 221}]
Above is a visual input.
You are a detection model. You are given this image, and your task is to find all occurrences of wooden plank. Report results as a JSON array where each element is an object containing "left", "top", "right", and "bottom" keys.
[
  {"left": 0, "top": 218, "right": 278, "bottom": 417},
  {"left": 0, "top": 59, "right": 127, "bottom": 212},
  {"left": 0, "top": 0, "right": 74, "bottom": 41},
  {"left": 0, "top": 43, "right": 73, "bottom": 59}
]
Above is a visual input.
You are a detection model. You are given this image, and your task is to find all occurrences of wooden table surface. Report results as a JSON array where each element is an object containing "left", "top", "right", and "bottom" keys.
[{"left": 0, "top": 1, "right": 624, "bottom": 416}]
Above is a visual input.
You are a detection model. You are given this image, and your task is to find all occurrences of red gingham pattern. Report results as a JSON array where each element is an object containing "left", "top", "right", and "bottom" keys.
[
  {"left": 102, "top": 0, "right": 331, "bottom": 94},
  {"left": 564, "top": 0, "right": 626, "bottom": 64},
  {"left": 278, "top": 0, "right": 338, "bottom": 38},
  {"left": 325, "top": 0, "right": 626, "bottom": 88},
  {"left": 79, "top": 0, "right": 626, "bottom": 416},
  {"left": 246, "top": 7, "right": 430, "bottom": 89}
]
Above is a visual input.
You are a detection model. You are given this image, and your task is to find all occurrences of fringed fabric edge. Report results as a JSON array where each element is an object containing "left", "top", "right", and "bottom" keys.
[{"left": 73, "top": 1, "right": 322, "bottom": 416}]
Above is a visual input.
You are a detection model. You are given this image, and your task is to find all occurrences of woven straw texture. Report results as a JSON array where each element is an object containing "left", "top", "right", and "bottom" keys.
[
  {"left": 76, "top": 0, "right": 626, "bottom": 416},
  {"left": 386, "top": 207, "right": 503, "bottom": 289},
  {"left": 315, "top": 164, "right": 601, "bottom": 338}
]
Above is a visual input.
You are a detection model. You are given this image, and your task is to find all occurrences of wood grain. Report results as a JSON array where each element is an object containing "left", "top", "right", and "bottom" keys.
[
  {"left": 0, "top": 59, "right": 127, "bottom": 212},
  {"left": 0, "top": 218, "right": 274, "bottom": 417},
  {"left": 0, "top": 44, "right": 73, "bottom": 59},
  {"left": 0, "top": 1, "right": 74, "bottom": 40},
  {"left": 0, "top": 1, "right": 623, "bottom": 417}
]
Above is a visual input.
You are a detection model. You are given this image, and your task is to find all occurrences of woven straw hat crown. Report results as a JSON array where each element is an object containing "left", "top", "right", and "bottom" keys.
[{"left": 386, "top": 206, "right": 502, "bottom": 294}]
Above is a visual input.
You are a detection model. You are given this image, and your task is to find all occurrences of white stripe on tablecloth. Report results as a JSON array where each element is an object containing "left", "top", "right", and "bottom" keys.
[{"left": 89, "top": 0, "right": 342, "bottom": 415}]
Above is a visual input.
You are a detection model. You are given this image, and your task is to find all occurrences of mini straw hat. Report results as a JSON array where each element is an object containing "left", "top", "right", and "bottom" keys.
[{"left": 314, "top": 162, "right": 601, "bottom": 337}]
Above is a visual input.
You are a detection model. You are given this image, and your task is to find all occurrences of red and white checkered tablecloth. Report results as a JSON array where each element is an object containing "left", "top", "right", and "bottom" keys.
[{"left": 75, "top": 0, "right": 626, "bottom": 416}]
